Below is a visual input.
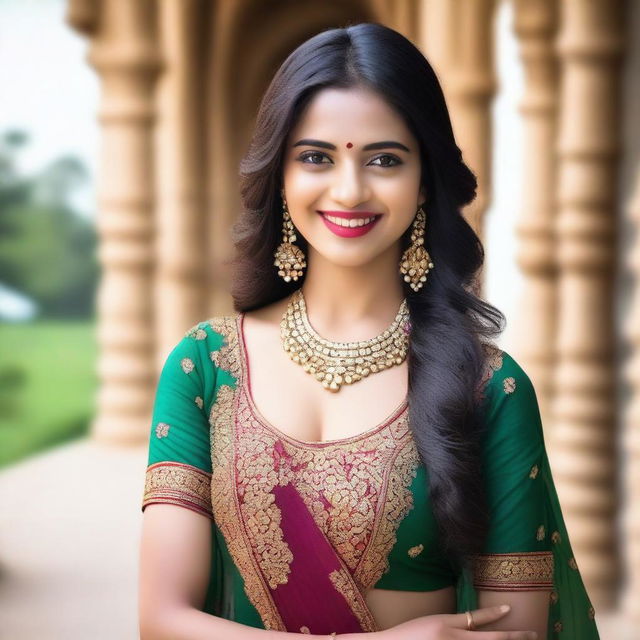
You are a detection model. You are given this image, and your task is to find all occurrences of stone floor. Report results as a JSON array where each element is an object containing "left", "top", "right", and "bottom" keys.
[
  {"left": 0, "top": 438, "right": 634, "bottom": 639},
  {"left": 0, "top": 438, "right": 146, "bottom": 640}
]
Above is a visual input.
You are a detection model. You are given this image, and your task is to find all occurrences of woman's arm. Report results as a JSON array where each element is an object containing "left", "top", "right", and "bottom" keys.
[
  {"left": 477, "top": 590, "right": 550, "bottom": 640},
  {"left": 139, "top": 504, "right": 334, "bottom": 640}
]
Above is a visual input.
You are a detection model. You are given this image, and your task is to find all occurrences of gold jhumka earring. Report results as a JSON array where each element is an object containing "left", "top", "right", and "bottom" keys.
[
  {"left": 274, "top": 190, "right": 307, "bottom": 282},
  {"left": 399, "top": 205, "right": 434, "bottom": 292}
]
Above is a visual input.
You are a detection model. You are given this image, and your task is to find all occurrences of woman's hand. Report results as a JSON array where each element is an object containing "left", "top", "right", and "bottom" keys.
[{"left": 377, "top": 605, "right": 538, "bottom": 640}]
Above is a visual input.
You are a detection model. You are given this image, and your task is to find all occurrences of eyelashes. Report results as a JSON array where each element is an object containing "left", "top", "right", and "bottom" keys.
[{"left": 297, "top": 150, "right": 403, "bottom": 168}]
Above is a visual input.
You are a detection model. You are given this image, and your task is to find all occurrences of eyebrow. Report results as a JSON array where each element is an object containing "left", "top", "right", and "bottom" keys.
[{"left": 292, "top": 139, "right": 411, "bottom": 153}]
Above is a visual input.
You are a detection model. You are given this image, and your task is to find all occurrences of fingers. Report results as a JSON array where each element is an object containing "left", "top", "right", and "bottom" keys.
[
  {"left": 442, "top": 605, "right": 511, "bottom": 630},
  {"left": 455, "top": 631, "right": 538, "bottom": 640}
]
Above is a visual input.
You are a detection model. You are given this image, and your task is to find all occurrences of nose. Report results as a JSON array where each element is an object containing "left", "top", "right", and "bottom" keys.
[{"left": 329, "top": 160, "right": 371, "bottom": 208}]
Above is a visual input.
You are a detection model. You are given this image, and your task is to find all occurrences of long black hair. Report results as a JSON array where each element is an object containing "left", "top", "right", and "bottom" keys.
[{"left": 229, "top": 22, "right": 505, "bottom": 569}]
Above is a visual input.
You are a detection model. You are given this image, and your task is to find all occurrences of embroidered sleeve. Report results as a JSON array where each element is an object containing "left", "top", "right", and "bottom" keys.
[
  {"left": 141, "top": 321, "right": 219, "bottom": 519},
  {"left": 474, "top": 348, "right": 553, "bottom": 591}
]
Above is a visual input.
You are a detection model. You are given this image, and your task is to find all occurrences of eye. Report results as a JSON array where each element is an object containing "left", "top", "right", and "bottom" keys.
[
  {"left": 369, "top": 154, "right": 402, "bottom": 168},
  {"left": 298, "top": 151, "right": 332, "bottom": 165}
]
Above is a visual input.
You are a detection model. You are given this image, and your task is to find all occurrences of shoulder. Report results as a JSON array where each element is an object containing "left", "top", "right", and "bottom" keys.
[
  {"left": 476, "top": 343, "right": 535, "bottom": 401},
  {"left": 184, "top": 314, "right": 240, "bottom": 349}
]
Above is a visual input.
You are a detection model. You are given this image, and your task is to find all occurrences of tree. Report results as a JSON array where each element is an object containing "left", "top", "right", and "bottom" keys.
[{"left": 0, "top": 129, "right": 98, "bottom": 318}]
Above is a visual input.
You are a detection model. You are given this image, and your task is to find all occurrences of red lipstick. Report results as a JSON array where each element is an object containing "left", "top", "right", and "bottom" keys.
[{"left": 317, "top": 210, "right": 382, "bottom": 238}]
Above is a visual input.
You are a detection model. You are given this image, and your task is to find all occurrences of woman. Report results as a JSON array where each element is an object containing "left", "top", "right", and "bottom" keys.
[{"left": 139, "top": 23, "right": 599, "bottom": 640}]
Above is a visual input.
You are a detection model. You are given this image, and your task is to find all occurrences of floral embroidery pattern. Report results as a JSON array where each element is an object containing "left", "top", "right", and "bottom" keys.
[
  {"left": 207, "top": 314, "right": 415, "bottom": 631},
  {"left": 536, "top": 525, "right": 546, "bottom": 541},
  {"left": 181, "top": 357, "right": 195, "bottom": 374},
  {"left": 475, "top": 343, "right": 504, "bottom": 403},
  {"left": 155, "top": 422, "right": 170, "bottom": 438},
  {"left": 503, "top": 376, "right": 516, "bottom": 394},
  {"left": 208, "top": 317, "right": 284, "bottom": 632},
  {"left": 408, "top": 544, "right": 424, "bottom": 558},
  {"left": 185, "top": 323, "right": 207, "bottom": 340},
  {"left": 550, "top": 591, "right": 559, "bottom": 604},
  {"left": 588, "top": 606, "right": 595, "bottom": 620},
  {"left": 551, "top": 531, "right": 562, "bottom": 544},
  {"left": 553, "top": 621, "right": 563, "bottom": 633},
  {"left": 529, "top": 465, "right": 539, "bottom": 479},
  {"left": 568, "top": 557, "right": 578, "bottom": 570},
  {"left": 195, "top": 396, "right": 204, "bottom": 409},
  {"left": 329, "top": 568, "right": 378, "bottom": 632},
  {"left": 473, "top": 551, "right": 554, "bottom": 591},
  {"left": 142, "top": 461, "right": 212, "bottom": 518}
]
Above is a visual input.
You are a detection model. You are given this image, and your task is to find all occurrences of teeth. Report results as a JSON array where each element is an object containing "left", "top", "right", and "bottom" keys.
[{"left": 325, "top": 215, "right": 375, "bottom": 227}]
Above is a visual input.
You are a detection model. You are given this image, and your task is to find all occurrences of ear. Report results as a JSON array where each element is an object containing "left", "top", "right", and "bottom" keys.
[{"left": 418, "top": 187, "right": 427, "bottom": 207}]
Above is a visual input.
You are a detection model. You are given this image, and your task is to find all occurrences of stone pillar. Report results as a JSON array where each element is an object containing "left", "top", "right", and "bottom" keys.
[
  {"left": 623, "top": 172, "right": 640, "bottom": 622},
  {"left": 551, "top": 0, "right": 624, "bottom": 608},
  {"left": 154, "top": 0, "right": 208, "bottom": 366},
  {"left": 67, "top": 0, "right": 162, "bottom": 444},
  {"left": 419, "top": 0, "right": 498, "bottom": 241},
  {"left": 511, "top": 0, "right": 559, "bottom": 430}
]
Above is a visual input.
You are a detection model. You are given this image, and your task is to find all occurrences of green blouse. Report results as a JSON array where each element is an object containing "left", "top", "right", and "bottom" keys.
[{"left": 142, "top": 315, "right": 599, "bottom": 638}]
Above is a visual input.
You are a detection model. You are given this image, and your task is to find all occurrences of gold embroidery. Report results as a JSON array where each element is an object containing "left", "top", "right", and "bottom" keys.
[
  {"left": 181, "top": 357, "right": 195, "bottom": 374},
  {"left": 408, "top": 544, "right": 424, "bottom": 558},
  {"left": 185, "top": 323, "right": 207, "bottom": 340},
  {"left": 208, "top": 314, "right": 407, "bottom": 631},
  {"left": 568, "top": 557, "right": 578, "bottom": 570},
  {"left": 210, "top": 351, "right": 220, "bottom": 366},
  {"left": 142, "top": 461, "right": 212, "bottom": 517},
  {"left": 503, "top": 376, "right": 516, "bottom": 394},
  {"left": 208, "top": 316, "right": 242, "bottom": 379},
  {"left": 588, "top": 606, "right": 595, "bottom": 620},
  {"left": 155, "top": 422, "right": 170, "bottom": 438},
  {"left": 529, "top": 465, "right": 539, "bottom": 479},
  {"left": 553, "top": 621, "right": 563, "bottom": 633},
  {"left": 208, "top": 316, "right": 285, "bottom": 632},
  {"left": 473, "top": 551, "right": 554, "bottom": 591},
  {"left": 329, "top": 568, "right": 378, "bottom": 632},
  {"left": 550, "top": 591, "right": 558, "bottom": 604},
  {"left": 352, "top": 436, "right": 419, "bottom": 589},
  {"left": 536, "top": 525, "right": 546, "bottom": 541},
  {"left": 300, "top": 626, "right": 310, "bottom": 634},
  {"left": 475, "top": 343, "right": 504, "bottom": 402},
  {"left": 551, "top": 531, "right": 561, "bottom": 544},
  {"left": 195, "top": 396, "right": 204, "bottom": 409}
]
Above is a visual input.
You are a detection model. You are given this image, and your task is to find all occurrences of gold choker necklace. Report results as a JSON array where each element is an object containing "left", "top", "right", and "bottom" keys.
[{"left": 280, "top": 288, "right": 411, "bottom": 392}]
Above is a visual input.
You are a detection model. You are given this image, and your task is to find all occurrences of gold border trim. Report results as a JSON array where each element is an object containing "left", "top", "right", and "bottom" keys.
[
  {"left": 208, "top": 316, "right": 286, "bottom": 631},
  {"left": 142, "top": 461, "right": 212, "bottom": 518},
  {"left": 473, "top": 551, "right": 554, "bottom": 591}
]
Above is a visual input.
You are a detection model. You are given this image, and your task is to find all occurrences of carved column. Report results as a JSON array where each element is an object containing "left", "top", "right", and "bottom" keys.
[
  {"left": 419, "top": 0, "right": 498, "bottom": 241},
  {"left": 511, "top": 0, "right": 559, "bottom": 430},
  {"left": 551, "top": 0, "right": 624, "bottom": 608},
  {"left": 623, "top": 172, "right": 640, "bottom": 621},
  {"left": 67, "top": 0, "right": 162, "bottom": 444},
  {"left": 154, "top": 0, "right": 208, "bottom": 366}
]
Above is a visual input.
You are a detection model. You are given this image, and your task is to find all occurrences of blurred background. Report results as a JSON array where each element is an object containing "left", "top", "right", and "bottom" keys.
[{"left": 0, "top": 0, "right": 637, "bottom": 638}]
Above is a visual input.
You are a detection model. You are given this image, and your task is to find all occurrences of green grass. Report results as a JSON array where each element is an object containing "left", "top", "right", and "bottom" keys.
[{"left": 0, "top": 320, "right": 97, "bottom": 468}]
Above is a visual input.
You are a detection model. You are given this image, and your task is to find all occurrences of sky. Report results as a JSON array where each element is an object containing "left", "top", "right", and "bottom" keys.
[
  {"left": 0, "top": 0, "right": 99, "bottom": 215},
  {"left": 0, "top": 0, "right": 525, "bottom": 348}
]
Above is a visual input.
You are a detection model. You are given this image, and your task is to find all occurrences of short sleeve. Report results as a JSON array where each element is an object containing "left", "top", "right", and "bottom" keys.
[
  {"left": 141, "top": 321, "right": 220, "bottom": 519},
  {"left": 473, "top": 348, "right": 553, "bottom": 591},
  {"left": 467, "top": 347, "right": 600, "bottom": 638}
]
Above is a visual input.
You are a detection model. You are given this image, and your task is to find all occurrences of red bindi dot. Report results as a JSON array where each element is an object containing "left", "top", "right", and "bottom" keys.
[{"left": 346, "top": 142, "right": 353, "bottom": 149}]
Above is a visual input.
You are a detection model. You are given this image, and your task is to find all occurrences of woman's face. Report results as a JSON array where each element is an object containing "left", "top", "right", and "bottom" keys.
[{"left": 282, "top": 85, "right": 426, "bottom": 269}]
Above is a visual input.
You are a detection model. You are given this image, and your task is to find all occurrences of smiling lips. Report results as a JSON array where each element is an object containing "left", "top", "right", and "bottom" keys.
[{"left": 318, "top": 210, "right": 382, "bottom": 238}]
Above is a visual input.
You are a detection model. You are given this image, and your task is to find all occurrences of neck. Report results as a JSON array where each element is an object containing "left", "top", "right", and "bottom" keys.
[{"left": 298, "top": 242, "right": 406, "bottom": 342}]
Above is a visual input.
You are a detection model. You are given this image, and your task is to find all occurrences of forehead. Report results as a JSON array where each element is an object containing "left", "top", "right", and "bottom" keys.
[{"left": 288, "top": 86, "right": 415, "bottom": 144}]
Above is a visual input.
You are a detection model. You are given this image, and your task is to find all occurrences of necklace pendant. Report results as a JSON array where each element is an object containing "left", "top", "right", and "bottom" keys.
[{"left": 281, "top": 289, "right": 410, "bottom": 393}]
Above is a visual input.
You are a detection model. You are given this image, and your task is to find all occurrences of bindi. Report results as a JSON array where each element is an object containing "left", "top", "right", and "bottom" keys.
[{"left": 346, "top": 142, "right": 353, "bottom": 149}]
